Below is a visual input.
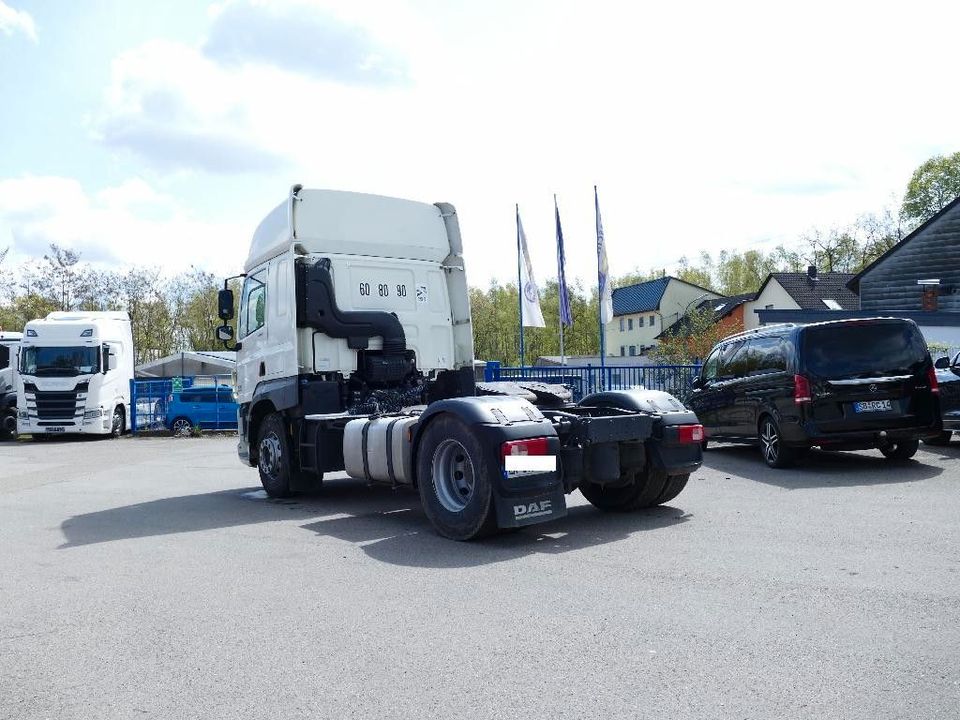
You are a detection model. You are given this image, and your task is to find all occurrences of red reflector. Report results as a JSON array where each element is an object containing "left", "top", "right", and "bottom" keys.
[
  {"left": 677, "top": 424, "right": 704, "bottom": 444},
  {"left": 928, "top": 366, "right": 939, "bottom": 394},
  {"left": 501, "top": 437, "right": 549, "bottom": 457},
  {"left": 794, "top": 374, "right": 812, "bottom": 404}
]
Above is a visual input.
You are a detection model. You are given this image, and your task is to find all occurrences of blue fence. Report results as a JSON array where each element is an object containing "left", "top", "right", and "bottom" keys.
[
  {"left": 130, "top": 374, "right": 236, "bottom": 434},
  {"left": 484, "top": 362, "right": 702, "bottom": 401}
]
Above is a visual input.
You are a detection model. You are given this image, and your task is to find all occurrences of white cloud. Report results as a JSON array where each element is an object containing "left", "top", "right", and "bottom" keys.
[
  {"left": 0, "top": 0, "right": 36, "bottom": 42},
  {"left": 204, "top": 0, "right": 407, "bottom": 86},
  {"left": 0, "top": 176, "right": 246, "bottom": 274}
]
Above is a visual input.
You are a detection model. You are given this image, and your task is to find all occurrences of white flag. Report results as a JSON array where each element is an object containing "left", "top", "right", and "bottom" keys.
[
  {"left": 595, "top": 187, "right": 614, "bottom": 324},
  {"left": 517, "top": 211, "right": 545, "bottom": 328}
]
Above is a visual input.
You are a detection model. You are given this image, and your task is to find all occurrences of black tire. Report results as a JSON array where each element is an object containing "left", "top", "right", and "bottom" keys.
[
  {"left": 416, "top": 414, "right": 497, "bottom": 541},
  {"left": 257, "top": 413, "right": 294, "bottom": 498},
  {"left": 170, "top": 417, "right": 193, "bottom": 436},
  {"left": 922, "top": 432, "right": 953, "bottom": 446},
  {"left": 758, "top": 415, "right": 796, "bottom": 468},
  {"left": 580, "top": 467, "right": 688, "bottom": 511},
  {"left": 879, "top": 438, "right": 920, "bottom": 460},
  {"left": 0, "top": 411, "right": 15, "bottom": 440},
  {"left": 110, "top": 406, "right": 124, "bottom": 438}
]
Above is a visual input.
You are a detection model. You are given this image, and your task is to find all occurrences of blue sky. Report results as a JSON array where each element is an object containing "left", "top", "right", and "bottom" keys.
[{"left": 1, "top": 0, "right": 959, "bottom": 283}]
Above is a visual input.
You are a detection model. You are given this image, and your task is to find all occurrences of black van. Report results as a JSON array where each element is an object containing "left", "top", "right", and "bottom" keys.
[{"left": 687, "top": 318, "right": 941, "bottom": 467}]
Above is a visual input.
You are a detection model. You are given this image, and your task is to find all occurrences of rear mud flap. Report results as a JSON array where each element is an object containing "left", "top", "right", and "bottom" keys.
[{"left": 492, "top": 487, "right": 568, "bottom": 529}]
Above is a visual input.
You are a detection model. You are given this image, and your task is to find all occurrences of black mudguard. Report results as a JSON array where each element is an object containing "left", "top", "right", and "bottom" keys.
[
  {"left": 580, "top": 389, "right": 703, "bottom": 476},
  {"left": 413, "top": 396, "right": 568, "bottom": 529}
]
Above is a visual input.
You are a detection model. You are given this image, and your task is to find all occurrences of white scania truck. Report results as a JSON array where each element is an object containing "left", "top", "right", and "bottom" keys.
[
  {"left": 17, "top": 312, "right": 134, "bottom": 437},
  {"left": 218, "top": 186, "right": 703, "bottom": 540},
  {"left": 0, "top": 330, "right": 22, "bottom": 438}
]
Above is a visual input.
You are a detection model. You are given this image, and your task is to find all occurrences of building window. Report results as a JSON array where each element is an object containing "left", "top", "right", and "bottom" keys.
[
  {"left": 629, "top": 345, "right": 637, "bottom": 356},
  {"left": 619, "top": 318, "right": 624, "bottom": 332},
  {"left": 627, "top": 318, "right": 633, "bottom": 331},
  {"left": 649, "top": 315, "right": 655, "bottom": 326},
  {"left": 620, "top": 345, "right": 625, "bottom": 356}
]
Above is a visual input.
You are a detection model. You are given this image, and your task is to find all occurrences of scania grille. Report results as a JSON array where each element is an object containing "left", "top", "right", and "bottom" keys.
[{"left": 23, "top": 382, "right": 87, "bottom": 422}]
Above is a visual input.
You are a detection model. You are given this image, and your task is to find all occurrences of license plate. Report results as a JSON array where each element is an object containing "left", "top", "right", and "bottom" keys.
[
  {"left": 44, "top": 426, "right": 66, "bottom": 433},
  {"left": 854, "top": 400, "right": 892, "bottom": 413}
]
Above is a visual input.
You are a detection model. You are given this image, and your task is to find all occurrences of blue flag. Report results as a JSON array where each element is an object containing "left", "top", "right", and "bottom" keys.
[{"left": 555, "top": 197, "right": 573, "bottom": 327}]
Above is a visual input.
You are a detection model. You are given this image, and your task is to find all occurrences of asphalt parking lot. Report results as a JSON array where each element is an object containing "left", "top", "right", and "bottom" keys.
[{"left": 1, "top": 435, "right": 958, "bottom": 720}]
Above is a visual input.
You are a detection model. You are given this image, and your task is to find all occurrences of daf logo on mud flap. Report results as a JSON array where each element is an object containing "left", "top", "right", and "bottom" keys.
[{"left": 513, "top": 500, "right": 552, "bottom": 520}]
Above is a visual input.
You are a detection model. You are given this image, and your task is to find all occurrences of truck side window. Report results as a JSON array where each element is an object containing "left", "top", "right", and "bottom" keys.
[{"left": 238, "top": 272, "right": 267, "bottom": 339}]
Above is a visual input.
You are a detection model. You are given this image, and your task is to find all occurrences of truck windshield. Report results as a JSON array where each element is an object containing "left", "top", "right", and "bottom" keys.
[
  {"left": 802, "top": 322, "right": 928, "bottom": 379},
  {"left": 21, "top": 346, "right": 100, "bottom": 376}
]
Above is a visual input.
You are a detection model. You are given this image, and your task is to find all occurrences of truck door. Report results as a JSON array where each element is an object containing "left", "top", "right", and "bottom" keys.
[{"left": 236, "top": 269, "right": 268, "bottom": 399}]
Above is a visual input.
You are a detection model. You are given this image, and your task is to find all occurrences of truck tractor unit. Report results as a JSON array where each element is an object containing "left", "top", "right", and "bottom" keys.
[
  {"left": 0, "top": 330, "right": 22, "bottom": 438},
  {"left": 218, "top": 186, "right": 703, "bottom": 540},
  {"left": 17, "top": 312, "right": 134, "bottom": 438}
]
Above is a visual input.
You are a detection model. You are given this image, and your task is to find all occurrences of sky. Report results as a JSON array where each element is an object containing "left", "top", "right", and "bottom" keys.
[{"left": 1, "top": 0, "right": 959, "bottom": 288}]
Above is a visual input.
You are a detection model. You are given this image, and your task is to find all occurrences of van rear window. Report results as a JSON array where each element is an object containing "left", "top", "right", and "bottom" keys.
[{"left": 802, "top": 322, "right": 928, "bottom": 378}]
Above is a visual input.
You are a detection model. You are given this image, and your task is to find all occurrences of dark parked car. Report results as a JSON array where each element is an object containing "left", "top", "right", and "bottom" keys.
[
  {"left": 687, "top": 318, "right": 942, "bottom": 467},
  {"left": 165, "top": 385, "right": 239, "bottom": 435},
  {"left": 925, "top": 351, "right": 960, "bottom": 445}
]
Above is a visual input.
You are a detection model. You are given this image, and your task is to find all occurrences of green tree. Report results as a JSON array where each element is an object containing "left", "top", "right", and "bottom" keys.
[{"left": 901, "top": 152, "right": 960, "bottom": 225}]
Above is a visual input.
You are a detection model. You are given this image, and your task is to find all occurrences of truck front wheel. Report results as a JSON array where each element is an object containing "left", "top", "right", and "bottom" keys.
[
  {"left": 258, "top": 413, "right": 293, "bottom": 498},
  {"left": 416, "top": 415, "right": 497, "bottom": 541},
  {"left": 580, "top": 468, "right": 689, "bottom": 511}
]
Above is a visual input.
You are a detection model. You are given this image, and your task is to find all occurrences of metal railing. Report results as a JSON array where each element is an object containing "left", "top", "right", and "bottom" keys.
[
  {"left": 129, "top": 374, "right": 236, "bottom": 434},
  {"left": 484, "top": 362, "right": 702, "bottom": 402}
]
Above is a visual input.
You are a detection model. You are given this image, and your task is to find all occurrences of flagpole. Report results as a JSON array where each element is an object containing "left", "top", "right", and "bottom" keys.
[
  {"left": 595, "top": 186, "right": 606, "bottom": 386},
  {"left": 554, "top": 194, "right": 566, "bottom": 366},
  {"left": 516, "top": 204, "right": 525, "bottom": 370}
]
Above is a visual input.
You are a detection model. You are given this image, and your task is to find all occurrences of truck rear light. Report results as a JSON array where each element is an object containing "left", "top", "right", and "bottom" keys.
[
  {"left": 928, "top": 366, "right": 939, "bottom": 394},
  {"left": 501, "top": 437, "right": 549, "bottom": 457},
  {"left": 676, "top": 424, "right": 704, "bottom": 444},
  {"left": 794, "top": 374, "right": 812, "bottom": 404}
]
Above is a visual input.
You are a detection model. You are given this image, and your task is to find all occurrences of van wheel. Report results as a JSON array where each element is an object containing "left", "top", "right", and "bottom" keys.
[
  {"left": 258, "top": 413, "right": 293, "bottom": 498},
  {"left": 580, "top": 468, "right": 688, "bottom": 511},
  {"left": 111, "top": 407, "right": 124, "bottom": 438},
  {"left": 759, "top": 416, "right": 796, "bottom": 468},
  {"left": 416, "top": 414, "right": 497, "bottom": 541},
  {"left": 170, "top": 417, "right": 192, "bottom": 436},
  {"left": 922, "top": 432, "right": 952, "bottom": 446},
  {"left": 879, "top": 439, "right": 919, "bottom": 460}
]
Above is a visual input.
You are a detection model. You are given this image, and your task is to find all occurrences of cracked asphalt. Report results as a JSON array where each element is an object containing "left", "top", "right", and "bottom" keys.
[{"left": 1, "top": 435, "right": 958, "bottom": 719}]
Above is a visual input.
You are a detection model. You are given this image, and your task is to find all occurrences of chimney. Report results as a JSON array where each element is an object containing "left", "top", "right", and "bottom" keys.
[{"left": 807, "top": 265, "right": 818, "bottom": 283}]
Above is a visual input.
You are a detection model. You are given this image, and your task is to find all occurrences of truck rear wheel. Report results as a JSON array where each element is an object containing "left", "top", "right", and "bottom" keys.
[
  {"left": 416, "top": 414, "right": 497, "bottom": 541},
  {"left": 580, "top": 468, "right": 688, "bottom": 511},
  {"left": 258, "top": 413, "right": 293, "bottom": 498}
]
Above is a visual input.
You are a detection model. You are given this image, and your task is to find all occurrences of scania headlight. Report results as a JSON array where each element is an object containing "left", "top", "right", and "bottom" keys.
[{"left": 84, "top": 408, "right": 104, "bottom": 419}]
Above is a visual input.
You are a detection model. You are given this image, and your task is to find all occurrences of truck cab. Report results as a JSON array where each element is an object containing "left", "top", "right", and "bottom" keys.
[
  {"left": 0, "top": 330, "right": 22, "bottom": 438},
  {"left": 17, "top": 312, "right": 134, "bottom": 437}
]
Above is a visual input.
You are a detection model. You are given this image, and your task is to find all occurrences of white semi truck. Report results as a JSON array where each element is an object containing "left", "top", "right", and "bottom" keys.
[
  {"left": 0, "top": 330, "right": 22, "bottom": 438},
  {"left": 218, "top": 186, "right": 703, "bottom": 540},
  {"left": 17, "top": 311, "right": 134, "bottom": 437}
]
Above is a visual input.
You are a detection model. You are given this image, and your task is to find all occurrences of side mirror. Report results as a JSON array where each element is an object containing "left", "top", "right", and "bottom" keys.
[
  {"left": 691, "top": 376, "right": 704, "bottom": 390},
  {"left": 934, "top": 356, "right": 950, "bottom": 370},
  {"left": 101, "top": 344, "right": 111, "bottom": 373},
  {"left": 218, "top": 287, "right": 235, "bottom": 321}
]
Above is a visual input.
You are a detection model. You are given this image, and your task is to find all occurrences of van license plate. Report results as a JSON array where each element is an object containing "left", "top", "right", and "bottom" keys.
[
  {"left": 44, "top": 426, "right": 66, "bottom": 433},
  {"left": 854, "top": 400, "right": 892, "bottom": 413}
]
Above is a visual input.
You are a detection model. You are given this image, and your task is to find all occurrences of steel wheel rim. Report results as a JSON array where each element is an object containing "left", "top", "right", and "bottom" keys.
[
  {"left": 431, "top": 438, "right": 476, "bottom": 513},
  {"left": 259, "top": 432, "right": 282, "bottom": 477},
  {"left": 172, "top": 419, "right": 191, "bottom": 436},
  {"left": 761, "top": 421, "right": 779, "bottom": 464}
]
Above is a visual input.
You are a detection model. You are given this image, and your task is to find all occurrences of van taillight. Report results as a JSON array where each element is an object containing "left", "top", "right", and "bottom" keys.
[
  {"left": 928, "top": 366, "right": 940, "bottom": 394},
  {"left": 501, "top": 437, "right": 548, "bottom": 457},
  {"left": 677, "top": 424, "right": 704, "bottom": 444},
  {"left": 793, "top": 374, "right": 812, "bottom": 404}
]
